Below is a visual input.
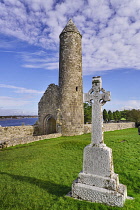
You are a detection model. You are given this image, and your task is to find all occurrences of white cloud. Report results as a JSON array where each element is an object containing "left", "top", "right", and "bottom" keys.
[
  {"left": 0, "top": 94, "right": 39, "bottom": 115},
  {"left": 22, "top": 62, "right": 58, "bottom": 70},
  {"left": 0, "top": 84, "right": 44, "bottom": 94},
  {"left": 0, "top": 96, "right": 30, "bottom": 107},
  {"left": 124, "top": 100, "right": 140, "bottom": 110},
  {"left": 20, "top": 50, "right": 59, "bottom": 70},
  {"left": 0, "top": 107, "right": 37, "bottom": 116},
  {"left": 0, "top": 0, "right": 140, "bottom": 74},
  {"left": 104, "top": 99, "right": 140, "bottom": 111}
]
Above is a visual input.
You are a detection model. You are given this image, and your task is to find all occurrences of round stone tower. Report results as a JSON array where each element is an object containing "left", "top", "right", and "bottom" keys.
[{"left": 59, "top": 19, "right": 84, "bottom": 136}]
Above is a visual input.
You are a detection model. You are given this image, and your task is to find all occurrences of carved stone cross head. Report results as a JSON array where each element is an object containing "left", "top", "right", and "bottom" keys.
[
  {"left": 92, "top": 76, "right": 102, "bottom": 93},
  {"left": 84, "top": 76, "right": 111, "bottom": 106}
]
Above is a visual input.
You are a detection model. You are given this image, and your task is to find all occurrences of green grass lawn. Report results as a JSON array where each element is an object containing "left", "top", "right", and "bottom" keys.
[{"left": 0, "top": 128, "right": 140, "bottom": 210}]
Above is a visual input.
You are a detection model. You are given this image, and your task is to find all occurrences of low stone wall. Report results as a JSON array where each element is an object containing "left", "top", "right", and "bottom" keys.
[
  {"left": 0, "top": 133, "right": 62, "bottom": 149},
  {"left": 103, "top": 122, "right": 135, "bottom": 131},
  {"left": 0, "top": 122, "right": 135, "bottom": 149},
  {"left": 0, "top": 125, "right": 62, "bottom": 149},
  {"left": 84, "top": 122, "right": 135, "bottom": 134},
  {"left": 0, "top": 125, "right": 34, "bottom": 141}
]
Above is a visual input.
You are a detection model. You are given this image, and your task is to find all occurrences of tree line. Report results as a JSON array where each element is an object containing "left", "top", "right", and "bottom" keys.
[{"left": 84, "top": 103, "right": 140, "bottom": 125}]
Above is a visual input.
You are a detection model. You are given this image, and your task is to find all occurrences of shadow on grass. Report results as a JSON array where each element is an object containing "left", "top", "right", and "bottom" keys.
[{"left": 0, "top": 172, "right": 70, "bottom": 196}]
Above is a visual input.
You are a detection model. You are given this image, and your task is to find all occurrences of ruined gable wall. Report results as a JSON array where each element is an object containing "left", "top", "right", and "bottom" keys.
[{"left": 38, "top": 84, "right": 60, "bottom": 135}]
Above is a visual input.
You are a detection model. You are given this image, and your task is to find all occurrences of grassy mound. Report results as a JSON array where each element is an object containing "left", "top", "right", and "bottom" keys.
[{"left": 0, "top": 128, "right": 140, "bottom": 209}]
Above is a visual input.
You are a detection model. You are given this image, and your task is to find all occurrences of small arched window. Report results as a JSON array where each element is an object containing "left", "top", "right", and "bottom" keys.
[{"left": 76, "top": 86, "right": 78, "bottom": 91}]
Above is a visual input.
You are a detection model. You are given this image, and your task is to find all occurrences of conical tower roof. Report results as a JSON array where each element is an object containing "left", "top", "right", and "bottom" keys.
[{"left": 60, "top": 19, "right": 82, "bottom": 36}]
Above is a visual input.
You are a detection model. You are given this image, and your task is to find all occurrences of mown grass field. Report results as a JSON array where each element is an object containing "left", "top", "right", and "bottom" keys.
[{"left": 0, "top": 128, "right": 140, "bottom": 210}]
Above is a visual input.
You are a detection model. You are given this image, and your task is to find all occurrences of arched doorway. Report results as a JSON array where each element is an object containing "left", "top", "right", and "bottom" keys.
[{"left": 44, "top": 115, "right": 56, "bottom": 134}]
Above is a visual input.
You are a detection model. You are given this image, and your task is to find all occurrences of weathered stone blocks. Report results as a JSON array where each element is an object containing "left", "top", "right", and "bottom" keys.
[
  {"left": 38, "top": 84, "right": 60, "bottom": 135},
  {"left": 71, "top": 77, "right": 128, "bottom": 207},
  {"left": 71, "top": 143, "right": 127, "bottom": 207},
  {"left": 59, "top": 20, "right": 84, "bottom": 136},
  {"left": 37, "top": 19, "right": 84, "bottom": 136},
  {"left": 83, "top": 144, "right": 114, "bottom": 177},
  {"left": 84, "top": 122, "right": 135, "bottom": 134},
  {"left": 78, "top": 173, "right": 119, "bottom": 190},
  {"left": 72, "top": 182, "right": 127, "bottom": 207}
]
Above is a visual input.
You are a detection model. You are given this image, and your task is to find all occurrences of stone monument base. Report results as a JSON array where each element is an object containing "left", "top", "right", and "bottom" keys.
[
  {"left": 71, "top": 144, "right": 127, "bottom": 207},
  {"left": 72, "top": 178, "right": 127, "bottom": 207}
]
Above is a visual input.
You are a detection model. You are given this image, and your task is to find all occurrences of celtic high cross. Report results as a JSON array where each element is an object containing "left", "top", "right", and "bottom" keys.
[{"left": 84, "top": 76, "right": 111, "bottom": 145}]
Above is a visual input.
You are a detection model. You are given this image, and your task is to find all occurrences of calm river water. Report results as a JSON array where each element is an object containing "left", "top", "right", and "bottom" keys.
[{"left": 0, "top": 118, "right": 38, "bottom": 127}]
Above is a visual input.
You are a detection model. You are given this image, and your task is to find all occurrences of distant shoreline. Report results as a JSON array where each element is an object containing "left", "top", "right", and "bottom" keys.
[
  {"left": 0, "top": 116, "right": 38, "bottom": 120},
  {"left": 0, "top": 117, "right": 38, "bottom": 127}
]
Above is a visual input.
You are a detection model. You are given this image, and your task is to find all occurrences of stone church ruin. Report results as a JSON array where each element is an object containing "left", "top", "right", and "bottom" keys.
[{"left": 38, "top": 20, "right": 84, "bottom": 136}]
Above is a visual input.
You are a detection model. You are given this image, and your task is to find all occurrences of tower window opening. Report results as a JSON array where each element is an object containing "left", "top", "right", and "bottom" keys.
[{"left": 76, "top": 86, "right": 78, "bottom": 91}]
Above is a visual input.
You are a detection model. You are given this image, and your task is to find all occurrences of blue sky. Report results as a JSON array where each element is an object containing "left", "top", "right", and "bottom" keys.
[{"left": 0, "top": 0, "right": 140, "bottom": 115}]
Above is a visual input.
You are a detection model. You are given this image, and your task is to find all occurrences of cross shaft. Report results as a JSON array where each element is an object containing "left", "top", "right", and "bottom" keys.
[{"left": 84, "top": 76, "right": 111, "bottom": 145}]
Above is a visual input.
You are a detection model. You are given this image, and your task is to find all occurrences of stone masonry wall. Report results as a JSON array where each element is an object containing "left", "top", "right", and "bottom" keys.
[
  {"left": 0, "top": 125, "right": 34, "bottom": 141},
  {"left": 84, "top": 122, "right": 135, "bottom": 134},
  {"left": 0, "top": 122, "right": 135, "bottom": 149},
  {"left": 0, "top": 125, "right": 61, "bottom": 149}
]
